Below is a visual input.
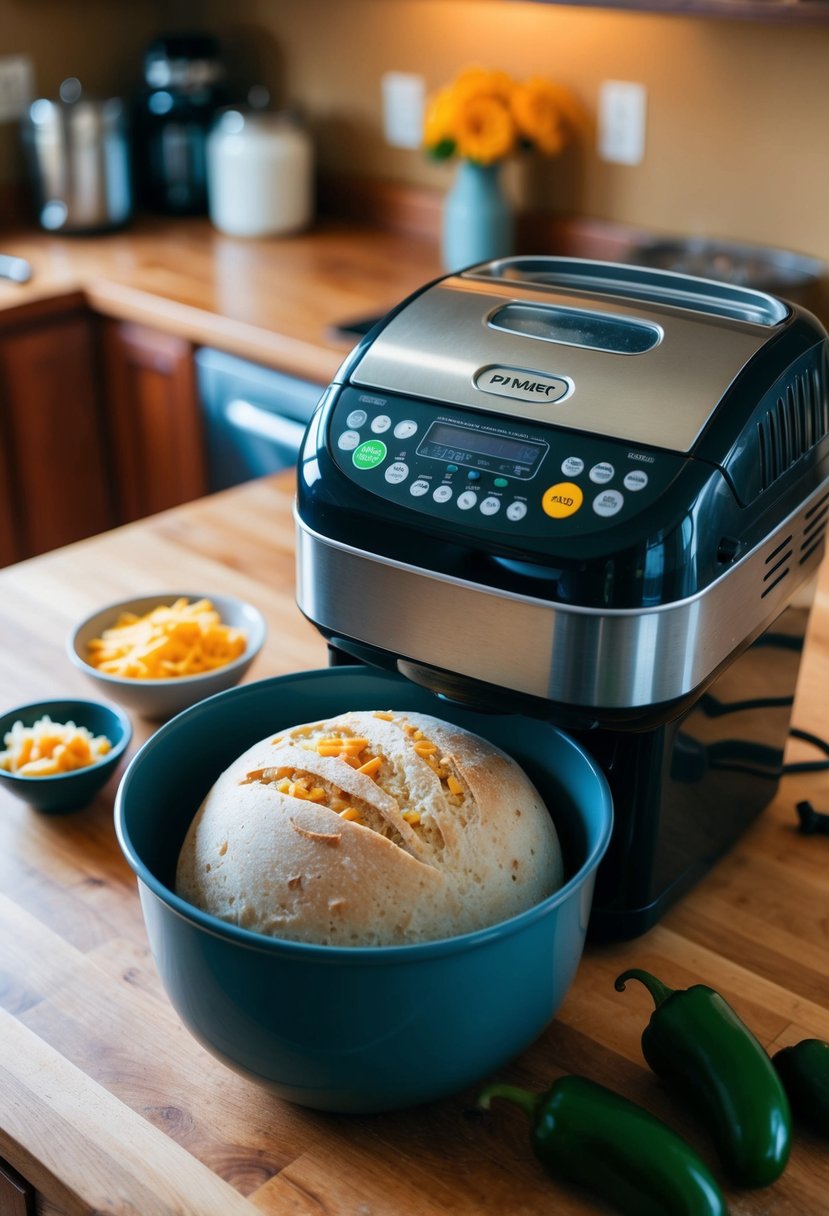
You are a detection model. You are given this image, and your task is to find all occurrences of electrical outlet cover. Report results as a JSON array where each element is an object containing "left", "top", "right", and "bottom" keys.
[
  {"left": 0, "top": 55, "right": 34, "bottom": 123},
  {"left": 381, "top": 71, "right": 426, "bottom": 150},
  {"left": 597, "top": 80, "right": 647, "bottom": 166}
]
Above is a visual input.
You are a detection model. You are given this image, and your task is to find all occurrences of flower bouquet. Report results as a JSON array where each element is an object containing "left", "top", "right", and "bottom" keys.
[{"left": 423, "top": 66, "right": 573, "bottom": 269}]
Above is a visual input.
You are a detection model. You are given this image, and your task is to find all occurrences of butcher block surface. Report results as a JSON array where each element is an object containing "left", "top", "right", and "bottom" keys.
[{"left": 2, "top": 470, "right": 829, "bottom": 1215}]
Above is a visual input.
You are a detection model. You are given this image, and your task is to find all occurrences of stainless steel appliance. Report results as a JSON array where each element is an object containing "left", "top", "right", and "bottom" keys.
[
  {"left": 21, "top": 78, "right": 132, "bottom": 233},
  {"left": 196, "top": 348, "right": 322, "bottom": 491},
  {"left": 295, "top": 257, "right": 829, "bottom": 940}
]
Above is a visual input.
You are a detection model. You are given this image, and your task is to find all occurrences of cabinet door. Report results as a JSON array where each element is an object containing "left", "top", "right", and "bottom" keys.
[
  {"left": 0, "top": 1155, "right": 33, "bottom": 1215},
  {"left": 100, "top": 319, "right": 207, "bottom": 523},
  {"left": 0, "top": 412, "right": 21, "bottom": 567},
  {"left": 0, "top": 309, "right": 113, "bottom": 560}
]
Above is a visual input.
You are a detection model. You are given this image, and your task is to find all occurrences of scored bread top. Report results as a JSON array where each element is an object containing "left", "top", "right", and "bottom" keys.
[{"left": 175, "top": 709, "right": 564, "bottom": 946}]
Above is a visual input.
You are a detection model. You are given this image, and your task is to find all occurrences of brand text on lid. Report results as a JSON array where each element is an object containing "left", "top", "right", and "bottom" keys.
[{"left": 475, "top": 366, "right": 572, "bottom": 405}]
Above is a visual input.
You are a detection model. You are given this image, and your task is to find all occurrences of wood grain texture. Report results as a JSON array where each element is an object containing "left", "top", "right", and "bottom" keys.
[
  {"left": 1, "top": 470, "right": 829, "bottom": 1213},
  {"left": 0, "top": 217, "right": 444, "bottom": 384}
]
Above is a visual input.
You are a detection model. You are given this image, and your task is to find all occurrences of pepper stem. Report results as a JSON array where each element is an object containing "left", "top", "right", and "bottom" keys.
[
  {"left": 477, "top": 1083, "right": 540, "bottom": 1121},
  {"left": 614, "top": 967, "right": 675, "bottom": 1008}
]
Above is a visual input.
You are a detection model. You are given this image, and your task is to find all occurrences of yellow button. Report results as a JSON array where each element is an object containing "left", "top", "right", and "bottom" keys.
[{"left": 542, "top": 481, "right": 584, "bottom": 519}]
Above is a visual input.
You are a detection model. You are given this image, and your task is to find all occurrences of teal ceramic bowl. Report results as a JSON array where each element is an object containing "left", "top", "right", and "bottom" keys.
[
  {"left": 115, "top": 668, "right": 612, "bottom": 1113},
  {"left": 0, "top": 698, "right": 132, "bottom": 814}
]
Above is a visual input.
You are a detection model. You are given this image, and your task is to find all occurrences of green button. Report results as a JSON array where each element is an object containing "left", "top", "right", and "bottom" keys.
[
  {"left": 494, "top": 477, "right": 509, "bottom": 488},
  {"left": 352, "top": 439, "right": 387, "bottom": 470}
]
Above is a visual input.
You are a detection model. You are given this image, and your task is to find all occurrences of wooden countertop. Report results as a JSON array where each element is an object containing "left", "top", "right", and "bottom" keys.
[
  {"left": 0, "top": 214, "right": 443, "bottom": 382},
  {"left": 2, "top": 470, "right": 829, "bottom": 1214}
]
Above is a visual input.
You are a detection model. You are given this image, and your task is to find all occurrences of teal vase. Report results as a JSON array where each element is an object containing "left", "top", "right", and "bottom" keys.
[{"left": 441, "top": 160, "right": 514, "bottom": 271}]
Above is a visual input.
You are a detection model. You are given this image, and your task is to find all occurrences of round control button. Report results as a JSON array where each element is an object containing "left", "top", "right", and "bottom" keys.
[
  {"left": 384, "top": 461, "right": 409, "bottom": 485},
  {"left": 589, "top": 462, "right": 615, "bottom": 484},
  {"left": 371, "top": 415, "right": 391, "bottom": 433},
  {"left": 457, "top": 490, "right": 478, "bottom": 510},
  {"left": 346, "top": 409, "right": 367, "bottom": 428},
  {"left": 561, "top": 456, "right": 584, "bottom": 477},
  {"left": 507, "top": 501, "right": 528, "bottom": 522},
  {"left": 466, "top": 469, "right": 481, "bottom": 481},
  {"left": 623, "top": 469, "right": 649, "bottom": 492},
  {"left": 337, "top": 429, "right": 361, "bottom": 451},
  {"left": 433, "top": 484, "right": 453, "bottom": 503},
  {"left": 593, "top": 489, "right": 624, "bottom": 517},
  {"left": 542, "top": 481, "right": 583, "bottom": 519},
  {"left": 447, "top": 464, "right": 459, "bottom": 473},
  {"left": 352, "top": 439, "right": 387, "bottom": 470},
  {"left": 494, "top": 477, "right": 509, "bottom": 488},
  {"left": 410, "top": 479, "right": 430, "bottom": 497},
  {"left": 480, "top": 496, "right": 501, "bottom": 516},
  {"left": 394, "top": 419, "right": 418, "bottom": 439}
]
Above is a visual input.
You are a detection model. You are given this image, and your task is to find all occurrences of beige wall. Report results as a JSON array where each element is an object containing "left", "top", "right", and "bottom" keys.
[
  {"left": 199, "top": 0, "right": 829, "bottom": 267},
  {"left": 201, "top": 0, "right": 829, "bottom": 267},
  {"left": 3, "top": 0, "right": 829, "bottom": 268}
]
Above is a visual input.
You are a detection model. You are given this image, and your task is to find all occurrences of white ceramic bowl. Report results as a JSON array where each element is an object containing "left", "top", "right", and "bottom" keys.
[{"left": 68, "top": 592, "right": 267, "bottom": 720}]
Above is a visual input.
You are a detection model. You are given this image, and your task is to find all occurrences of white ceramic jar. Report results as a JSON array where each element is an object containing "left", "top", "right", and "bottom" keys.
[{"left": 206, "top": 108, "right": 314, "bottom": 237}]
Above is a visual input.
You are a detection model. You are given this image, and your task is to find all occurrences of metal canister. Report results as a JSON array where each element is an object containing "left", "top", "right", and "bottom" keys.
[{"left": 21, "top": 77, "right": 133, "bottom": 233}]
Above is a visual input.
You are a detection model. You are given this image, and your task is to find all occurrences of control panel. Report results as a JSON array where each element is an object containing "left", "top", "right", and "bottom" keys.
[{"left": 329, "top": 386, "right": 687, "bottom": 539}]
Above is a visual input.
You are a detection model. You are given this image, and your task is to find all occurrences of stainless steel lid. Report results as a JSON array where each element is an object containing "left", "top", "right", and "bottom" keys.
[{"left": 349, "top": 257, "right": 789, "bottom": 454}]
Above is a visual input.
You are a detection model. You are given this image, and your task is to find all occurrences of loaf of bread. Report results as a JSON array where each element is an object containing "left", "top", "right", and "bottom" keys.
[{"left": 175, "top": 709, "right": 564, "bottom": 946}]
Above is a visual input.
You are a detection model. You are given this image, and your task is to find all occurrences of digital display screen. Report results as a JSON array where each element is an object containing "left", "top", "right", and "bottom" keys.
[{"left": 418, "top": 421, "right": 546, "bottom": 478}]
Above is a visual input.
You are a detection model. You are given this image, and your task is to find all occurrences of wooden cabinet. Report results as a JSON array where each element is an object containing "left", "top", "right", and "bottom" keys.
[
  {"left": 0, "top": 412, "right": 19, "bottom": 567},
  {"left": 0, "top": 1155, "right": 33, "bottom": 1215},
  {"left": 0, "top": 302, "right": 113, "bottom": 562},
  {"left": 99, "top": 319, "right": 207, "bottom": 524},
  {"left": 0, "top": 305, "right": 209, "bottom": 570}
]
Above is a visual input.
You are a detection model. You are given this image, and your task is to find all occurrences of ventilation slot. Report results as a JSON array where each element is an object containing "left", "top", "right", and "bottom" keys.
[
  {"left": 801, "top": 489, "right": 829, "bottom": 565},
  {"left": 761, "top": 533, "right": 792, "bottom": 599},
  {"left": 756, "top": 366, "right": 829, "bottom": 492}
]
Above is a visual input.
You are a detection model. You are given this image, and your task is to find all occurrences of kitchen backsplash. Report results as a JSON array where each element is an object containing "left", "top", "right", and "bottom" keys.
[{"left": 2, "top": 0, "right": 828, "bottom": 269}]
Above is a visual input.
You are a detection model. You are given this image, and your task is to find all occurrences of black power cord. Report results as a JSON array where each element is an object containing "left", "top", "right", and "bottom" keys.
[
  {"left": 784, "top": 728, "right": 829, "bottom": 775},
  {"left": 785, "top": 729, "right": 829, "bottom": 834}
]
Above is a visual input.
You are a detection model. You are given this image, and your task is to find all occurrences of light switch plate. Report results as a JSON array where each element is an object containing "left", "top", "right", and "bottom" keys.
[
  {"left": 0, "top": 55, "right": 34, "bottom": 123},
  {"left": 381, "top": 71, "right": 426, "bottom": 149},
  {"left": 597, "top": 80, "right": 647, "bottom": 165}
]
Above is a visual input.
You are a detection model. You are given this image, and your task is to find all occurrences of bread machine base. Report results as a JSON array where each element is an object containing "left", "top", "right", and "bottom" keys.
[{"left": 324, "top": 579, "right": 809, "bottom": 942}]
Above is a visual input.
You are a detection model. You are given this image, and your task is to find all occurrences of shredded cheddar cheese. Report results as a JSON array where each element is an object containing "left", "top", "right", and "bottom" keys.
[
  {"left": 85, "top": 598, "right": 247, "bottom": 680},
  {"left": 0, "top": 715, "right": 112, "bottom": 776}
]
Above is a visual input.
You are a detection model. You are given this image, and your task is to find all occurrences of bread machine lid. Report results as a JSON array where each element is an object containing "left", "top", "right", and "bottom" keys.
[{"left": 348, "top": 257, "right": 789, "bottom": 454}]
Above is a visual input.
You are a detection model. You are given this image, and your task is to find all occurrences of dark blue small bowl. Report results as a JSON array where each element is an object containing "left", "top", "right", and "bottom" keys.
[{"left": 0, "top": 698, "right": 133, "bottom": 814}]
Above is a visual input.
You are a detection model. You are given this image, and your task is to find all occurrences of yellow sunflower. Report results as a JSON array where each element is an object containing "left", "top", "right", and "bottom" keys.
[
  {"left": 423, "top": 86, "right": 459, "bottom": 154},
  {"left": 452, "top": 65, "right": 515, "bottom": 107},
  {"left": 453, "top": 94, "right": 517, "bottom": 165},
  {"left": 423, "top": 67, "right": 573, "bottom": 165},
  {"left": 510, "top": 77, "right": 568, "bottom": 157}
]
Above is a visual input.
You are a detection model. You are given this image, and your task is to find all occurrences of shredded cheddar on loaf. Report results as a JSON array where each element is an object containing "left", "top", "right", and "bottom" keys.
[
  {"left": 239, "top": 715, "right": 468, "bottom": 828},
  {"left": 85, "top": 598, "right": 247, "bottom": 680},
  {"left": 357, "top": 756, "right": 383, "bottom": 777},
  {"left": 175, "top": 708, "right": 565, "bottom": 948},
  {"left": 0, "top": 715, "right": 111, "bottom": 776}
]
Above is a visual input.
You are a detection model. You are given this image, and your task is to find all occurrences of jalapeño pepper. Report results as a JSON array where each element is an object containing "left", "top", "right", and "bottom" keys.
[
  {"left": 616, "top": 968, "right": 791, "bottom": 1188},
  {"left": 479, "top": 1075, "right": 726, "bottom": 1216},
  {"left": 773, "top": 1038, "right": 829, "bottom": 1135}
]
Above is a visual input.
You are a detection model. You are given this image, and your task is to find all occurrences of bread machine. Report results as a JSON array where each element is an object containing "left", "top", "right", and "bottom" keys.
[{"left": 295, "top": 257, "right": 829, "bottom": 940}]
